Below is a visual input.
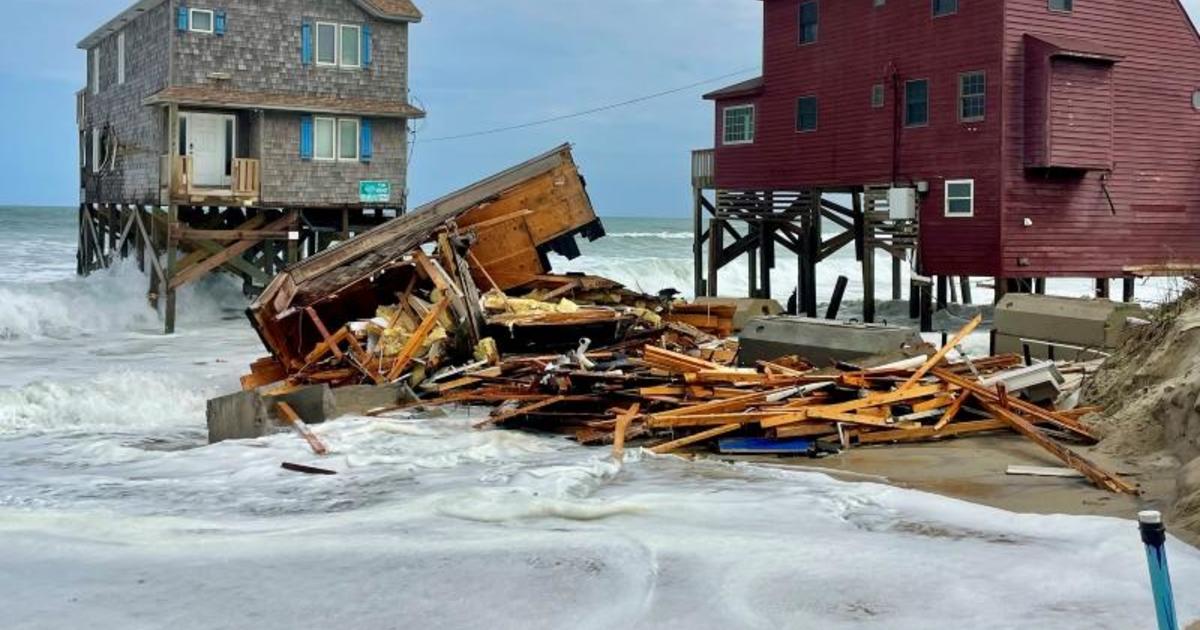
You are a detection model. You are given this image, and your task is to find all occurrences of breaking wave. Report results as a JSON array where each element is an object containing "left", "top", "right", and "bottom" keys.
[
  {"left": 0, "top": 370, "right": 207, "bottom": 435},
  {"left": 606, "top": 231, "right": 694, "bottom": 240},
  {"left": 0, "top": 263, "right": 247, "bottom": 341}
]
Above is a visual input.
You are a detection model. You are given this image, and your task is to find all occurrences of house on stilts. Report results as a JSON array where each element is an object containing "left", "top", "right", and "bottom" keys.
[
  {"left": 693, "top": 0, "right": 1200, "bottom": 328},
  {"left": 76, "top": 0, "right": 424, "bottom": 332}
]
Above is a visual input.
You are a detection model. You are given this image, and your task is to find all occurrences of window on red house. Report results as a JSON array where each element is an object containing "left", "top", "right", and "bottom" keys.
[
  {"left": 1049, "top": 0, "right": 1073, "bottom": 12},
  {"left": 796, "top": 97, "right": 818, "bottom": 132},
  {"left": 933, "top": 0, "right": 958, "bottom": 17},
  {"left": 959, "top": 72, "right": 986, "bottom": 122},
  {"left": 905, "top": 79, "right": 929, "bottom": 126},
  {"left": 799, "top": 1, "right": 819, "bottom": 44}
]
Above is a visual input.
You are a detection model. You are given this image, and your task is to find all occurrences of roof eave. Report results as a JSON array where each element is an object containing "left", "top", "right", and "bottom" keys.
[
  {"left": 351, "top": 0, "right": 423, "bottom": 23},
  {"left": 77, "top": 0, "right": 166, "bottom": 49}
]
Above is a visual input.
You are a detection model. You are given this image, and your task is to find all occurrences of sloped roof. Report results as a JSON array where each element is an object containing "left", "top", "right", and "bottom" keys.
[
  {"left": 144, "top": 85, "right": 426, "bottom": 118},
  {"left": 355, "top": 0, "right": 423, "bottom": 22},
  {"left": 1025, "top": 34, "right": 1123, "bottom": 62},
  {"left": 80, "top": 0, "right": 421, "bottom": 49},
  {"left": 702, "top": 77, "right": 765, "bottom": 101}
]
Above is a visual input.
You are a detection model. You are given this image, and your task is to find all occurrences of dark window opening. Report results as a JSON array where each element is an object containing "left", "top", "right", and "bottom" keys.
[
  {"left": 905, "top": 79, "right": 929, "bottom": 127},
  {"left": 933, "top": 0, "right": 958, "bottom": 17},
  {"left": 959, "top": 72, "right": 986, "bottom": 122},
  {"left": 224, "top": 119, "right": 234, "bottom": 177},
  {"left": 178, "top": 117, "right": 188, "bottom": 156},
  {"left": 799, "top": 1, "right": 819, "bottom": 44},
  {"left": 796, "top": 96, "right": 818, "bottom": 132},
  {"left": 1049, "top": 0, "right": 1073, "bottom": 11},
  {"left": 871, "top": 84, "right": 885, "bottom": 109}
]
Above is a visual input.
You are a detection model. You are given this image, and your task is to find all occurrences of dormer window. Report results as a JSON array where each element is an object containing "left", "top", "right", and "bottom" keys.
[{"left": 189, "top": 9, "right": 214, "bottom": 34}]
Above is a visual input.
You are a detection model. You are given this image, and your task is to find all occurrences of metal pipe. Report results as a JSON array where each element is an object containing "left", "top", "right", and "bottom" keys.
[{"left": 1138, "top": 510, "right": 1179, "bottom": 630}]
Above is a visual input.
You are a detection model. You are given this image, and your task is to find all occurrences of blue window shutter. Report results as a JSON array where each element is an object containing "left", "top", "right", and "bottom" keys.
[
  {"left": 300, "top": 115, "right": 314, "bottom": 161},
  {"left": 214, "top": 11, "right": 226, "bottom": 36},
  {"left": 362, "top": 25, "right": 372, "bottom": 68},
  {"left": 301, "top": 22, "right": 313, "bottom": 66},
  {"left": 177, "top": 6, "right": 189, "bottom": 32},
  {"left": 360, "top": 119, "right": 373, "bottom": 163}
]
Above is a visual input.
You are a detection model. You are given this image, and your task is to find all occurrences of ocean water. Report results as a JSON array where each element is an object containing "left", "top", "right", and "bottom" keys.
[{"left": 0, "top": 206, "right": 1197, "bottom": 629}]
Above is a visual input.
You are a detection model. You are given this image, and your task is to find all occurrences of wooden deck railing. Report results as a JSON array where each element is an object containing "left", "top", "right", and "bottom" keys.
[
  {"left": 166, "top": 155, "right": 260, "bottom": 201},
  {"left": 233, "top": 158, "right": 261, "bottom": 197},
  {"left": 692, "top": 149, "right": 715, "bottom": 189}
]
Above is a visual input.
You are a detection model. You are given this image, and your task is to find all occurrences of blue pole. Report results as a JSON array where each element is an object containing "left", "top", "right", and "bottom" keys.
[{"left": 1139, "top": 510, "right": 1179, "bottom": 630}]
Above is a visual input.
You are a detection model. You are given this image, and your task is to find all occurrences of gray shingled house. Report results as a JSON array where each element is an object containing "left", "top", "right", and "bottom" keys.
[{"left": 75, "top": 0, "right": 425, "bottom": 332}]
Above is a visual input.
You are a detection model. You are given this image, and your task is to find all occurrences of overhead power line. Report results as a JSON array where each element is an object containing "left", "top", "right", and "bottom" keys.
[{"left": 417, "top": 66, "right": 761, "bottom": 143}]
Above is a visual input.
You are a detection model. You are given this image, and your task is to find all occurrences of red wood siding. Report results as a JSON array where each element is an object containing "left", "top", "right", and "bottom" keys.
[
  {"left": 1046, "top": 58, "right": 1115, "bottom": 169},
  {"left": 1002, "top": 0, "right": 1200, "bottom": 277},
  {"left": 711, "top": 0, "right": 1007, "bottom": 276}
]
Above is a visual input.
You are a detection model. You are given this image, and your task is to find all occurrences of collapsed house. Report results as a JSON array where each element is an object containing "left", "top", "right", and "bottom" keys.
[{"left": 231, "top": 144, "right": 1135, "bottom": 497}]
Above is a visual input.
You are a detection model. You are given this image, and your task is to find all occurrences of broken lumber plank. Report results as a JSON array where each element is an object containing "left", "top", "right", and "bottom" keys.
[
  {"left": 806, "top": 410, "right": 903, "bottom": 429},
  {"left": 647, "top": 411, "right": 787, "bottom": 428},
  {"left": 611, "top": 403, "right": 641, "bottom": 460},
  {"left": 649, "top": 424, "right": 741, "bottom": 455},
  {"left": 981, "top": 401, "right": 1136, "bottom": 495},
  {"left": 1006, "top": 465, "right": 1084, "bottom": 479},
  {"left": 933, "top": 368, "right": 1097, "bottom": 442},
  {"left": 386, "top": 297, "right": 451, "bottom": 382},
  {"left": 899, "top": 313, "right": 983, "bottom": 390},
  {"left": 474, "top": 395, "right": 568, "bottom": 429},
  {"left": 281, "top": 462, "right": 338, "bottom": 475},
  {"left": 849, "top": 418, "right": 1005, "bottom": 445},
  {"left": 304, "top": 327, "right": 351, "bottom": 365},
  {"left": 305, "top": 308, "right": 345, "bottom": 361},
  {"left": 760, "top": 383, "right": 945, "bottom": 429},
  {"left": 772, "top": 423, "right": 840, "bottom": 439},
  {"left": 934, "top": 392, "right": 972, "bottom": 431},
  {"left": 276, "top": 402, "right": 329, "bottom": 456}
]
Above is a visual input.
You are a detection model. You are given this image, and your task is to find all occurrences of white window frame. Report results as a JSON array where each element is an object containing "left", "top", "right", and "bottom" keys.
[
  {"left": 92, "top": 48, "right": 100, "bottom": 95},
  {"left": 945, "top": 179, "right": 975, "bottom": 217},
  {"left": 117, "top": 32, "right": 126, "bottom": 85},
  {"left": 339, "top": 24, "right": 362, "bottom": 69},
  {"left": 315, "top": 22, "right": 338, "bottom": 67},
  {"left": 189, "top": 9, "right": 215, "bottom": 34},
  {"left": 722, "top": 105, "right": 755, "bottom": 146},
  {"left": 337, "top": 118, "right": 361, "bottom": 161},
  {"left": 313, "top": 117, "right": 337, "bottom": 161}
]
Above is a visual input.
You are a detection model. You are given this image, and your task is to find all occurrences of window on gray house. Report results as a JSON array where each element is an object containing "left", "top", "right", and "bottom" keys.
[
  {"left": 872, "top": 84, "right": 885, "bottom": 109},
  {"left": 316, "top": 23, "right": 338, "bottom": 65},
  {"left": 799, "top": 1, "right": 819, "bottom": 44},
  {"left": 314, "top": 117, "right": 336, "bottom": 159},
  {"left": 340, "top": 25, "right": 361, "bottom": 68},
  {"left": 796, "top": 97, "right": 818, "bottom": 132},
  {"left": 178, "top": 117, "right": 188, "bottom": 157},
  {"left": 1049, "top": 0, "right": 1073, "bottom": 11},
  {"left": 905, "top": 79, "right": 929, "bottom": 126},
  {"left": 338, "top": 119, "right": 360, "bottom": 161},
  {"left": 959, "top": 72, "right": 985, "bottom": 121},
  {"left": 933, "top": 0, "right": 958, "bottom": 17},
  {"left": 189, "top": 9, "right": 214, "bottom": 33}
]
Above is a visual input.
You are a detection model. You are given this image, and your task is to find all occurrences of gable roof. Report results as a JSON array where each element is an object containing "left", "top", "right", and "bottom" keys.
[
  {"left": 79, "top": 0, "right": 421, "bottom": 49},
  {"left": 702, "top": 77, "right": 765, "bottom": 101}
]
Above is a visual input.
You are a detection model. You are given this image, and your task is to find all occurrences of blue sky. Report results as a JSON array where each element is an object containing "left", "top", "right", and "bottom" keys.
[
  {"left": 0, "top": 0, "right": 760, "bottom": 216},
  {"left": 1, "top": 0, "right": 1197, "bottom": 216}
]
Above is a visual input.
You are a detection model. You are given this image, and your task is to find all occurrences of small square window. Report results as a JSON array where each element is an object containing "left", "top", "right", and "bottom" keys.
[
  {"left": 316, "top": 23, "right": 338, "bottom": 66},
  {"left": 314, "top": 117, "right": 336, "bottom": 160},
  {"left": 959, "top": 71, "right": 986, "bottom": 122},
  {"left": 340, "top": 25, "right": 361, "bottom": 68},
  {"left": 799, "top": 1, "right": 819, "bottom": 45},
  {"left": 905, "top": 79, "right": 929, "bottom": 127},
  {"left": 338, "top": 119, "right": 360, "bottom": 161},
  {"left": 796, "top": 97, "right": 818, "bottom": 132},
  {"left": 190, "top": 9, "right": 214, "bottom": 34},
  {"left": 945, "top": 179, "right": 974, "bottom": 217},
  {"left": 933, "top": 0, "right": 958, "bottom": 17},
  {"left": 871, "top": 84, "right": 885, "bottom": 109},
  {"left": 1049, "top": 0, "right": 1073, "bottom": 11},
  {"left": 723, "top": 105, "right": 755, "bottom": 145}
]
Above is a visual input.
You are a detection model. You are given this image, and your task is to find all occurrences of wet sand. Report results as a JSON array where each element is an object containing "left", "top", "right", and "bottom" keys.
[{"left": 706, "top": 435, "right": 1197, "bottom": 548}]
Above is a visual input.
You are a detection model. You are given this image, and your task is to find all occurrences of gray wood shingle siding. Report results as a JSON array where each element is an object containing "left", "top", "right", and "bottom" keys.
[
  {"left": 80, "top": 0, "right": 417, "bottom": 208},
  {"left": 82, "top": 1, "right": 171, "bottom": 204}
]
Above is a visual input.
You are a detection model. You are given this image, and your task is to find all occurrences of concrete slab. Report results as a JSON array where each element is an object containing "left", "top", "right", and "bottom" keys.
[
  {"left": 694, "top": 297, "right": 784, "bottom": 332},
  {"left": 206, "top": 385, "right": 336, "bottom": 444},
  {"left": 994, "top": 294, "right": 1146, "bottom": 350},
  {"left": 738, "top": 316, "right": 926, "bottom": 367}
]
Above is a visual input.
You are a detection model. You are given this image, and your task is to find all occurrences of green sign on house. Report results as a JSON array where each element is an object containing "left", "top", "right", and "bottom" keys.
[{"left": 359, "top": 180, "right": 392, "bottom": 204}]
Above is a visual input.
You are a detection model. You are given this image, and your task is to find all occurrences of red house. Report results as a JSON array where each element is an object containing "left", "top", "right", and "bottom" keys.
[{"left": 701, "top": 0, "right": 1200, "bottom": 311}]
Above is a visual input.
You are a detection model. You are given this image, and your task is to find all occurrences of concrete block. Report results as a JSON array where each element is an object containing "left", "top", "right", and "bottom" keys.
[
  {"left": 695, "top": 298, "right": 784, "bottom": 332},
  {"left": 332, "top": 383, "right": 410, "bottom": 416},
  {"left": 738, "top": 316, "right": 926, "bottom": 368},
  {"left": 994, "top": 294, "right": 1146, "bottom": 350},
  {"left": 206, "top": 384, "right": 335, "bottom": 444}
]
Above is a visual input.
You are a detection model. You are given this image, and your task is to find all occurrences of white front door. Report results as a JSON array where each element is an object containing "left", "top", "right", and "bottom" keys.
[{"left": 185, "top": 113, "right": 234, "bottom": 187}]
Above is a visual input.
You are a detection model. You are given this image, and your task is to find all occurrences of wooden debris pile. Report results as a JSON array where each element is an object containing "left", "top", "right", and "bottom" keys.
[{"left": 382, "top": 314, "right": 1136, "bottom": 495}]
